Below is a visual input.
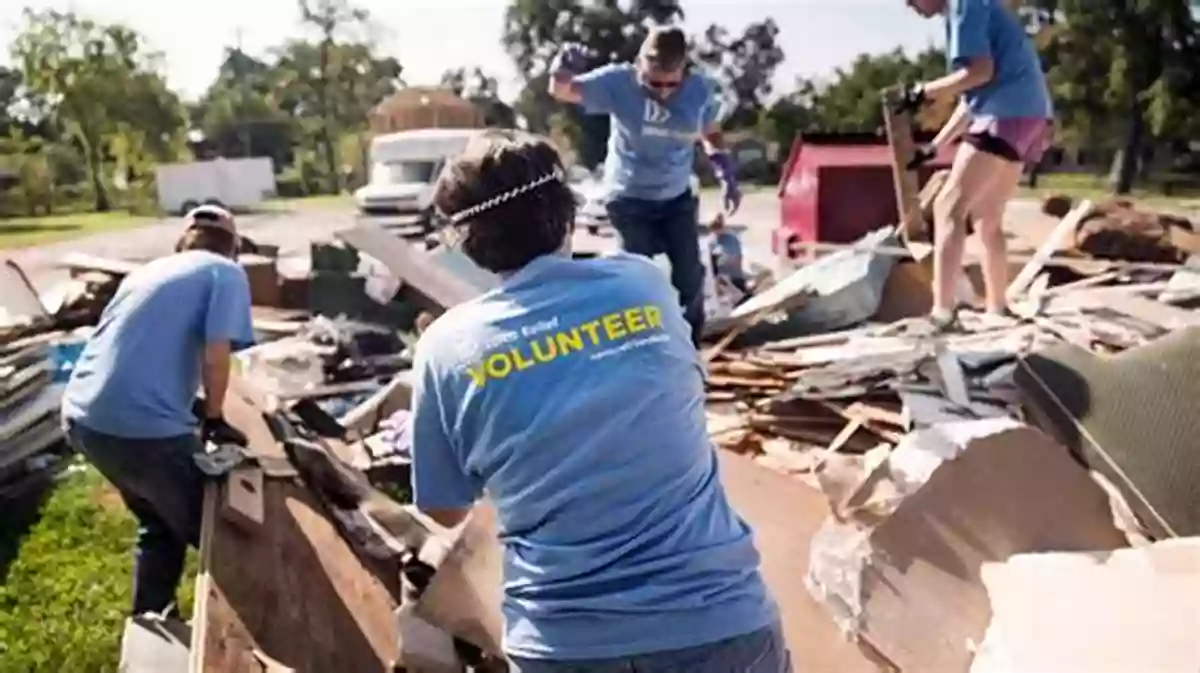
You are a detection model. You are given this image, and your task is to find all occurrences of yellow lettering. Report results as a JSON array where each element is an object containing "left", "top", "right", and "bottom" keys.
[
  {"left": 466, "top": 363, "right": 488, "bottom": 386},
  {"left": 580, "top": 320, "right": 602, "bottom": 345},
  {"left": 531, "top": 337, "right": 558, "bottom": 363},
  {"left": 511, "top": 347, "right": 535, "bottom": 371},
  {"left": 601, "top": 313, "right": 627, "bottom": 340},
  {"left": 645, "top": 305, "right": 663, "bottom": 328},
  {"left": 485, "top": 353, "right": 513, "bottom": 379},
  {"left": 624, "top": 307, "right": 646, "bottom": 333},
  {"left": 555, "top": 329, "right": 584, "bottom": 354}
]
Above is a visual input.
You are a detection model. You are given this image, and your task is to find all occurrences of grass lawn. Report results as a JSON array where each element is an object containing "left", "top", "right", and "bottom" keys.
[
  {"left": 1017, "top": 172, "right": 1200, "bottom": 213},
  {"left": 262, "top": 193, "right": 355, "bottom": 212},
  {"left": 0, "top": 212, "right": 156, "bottom": 251},
  {"left": 0, "top": 462, "right": 196, "bottom": 672}
]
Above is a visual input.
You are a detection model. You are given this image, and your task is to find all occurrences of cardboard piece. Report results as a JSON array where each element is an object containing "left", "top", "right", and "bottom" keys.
[
  {"left": 807, "top": 420, "right": 1128, "bottom": 673},
  {"left": 971, "top": 538, "right": 1200, "bottom": 673}
]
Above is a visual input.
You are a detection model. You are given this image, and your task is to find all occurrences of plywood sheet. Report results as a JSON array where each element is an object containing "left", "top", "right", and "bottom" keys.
[{"left": 190, "top": 384, "right": 401, "bottom": 673}]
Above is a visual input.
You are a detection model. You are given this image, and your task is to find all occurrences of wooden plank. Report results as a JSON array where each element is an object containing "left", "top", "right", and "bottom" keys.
[
  {"left": 1007, "top": 200, "right": 1096, "bottom": 302},
  {"left": 221, "top": 466, "right": 265, "bottom": 529},
  {"left": 882, "top": 88, "right": 924, "bottom": 242},
  {"left": 336, "top": 222, "right": 484, "bottom": 313},
  {"left": 190, "top": 383, "right": 401, "bottom": 673}
]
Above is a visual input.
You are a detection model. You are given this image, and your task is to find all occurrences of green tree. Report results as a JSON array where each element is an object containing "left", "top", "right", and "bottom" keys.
[
  {"left": 11, "top": 9, "right": 187, "bottom": 211},
  {"left": 272, "top": 38, "right": 403, "bottom": 191},
  {"left": 694, "top": 19, "right": 786, "bottom": 129},
  {"left": 195, "top": 48, "right": 298, "bottom": 168},
  {"left": 296, "top": 0, "right": 370, "bottom": 193},
  {"left": 792, "top": 47, "right": 946, "bottom": 134},
  {"left": 1029, "top": 0, "right": 1199, "bottom": 192},
  {"left": 439, "top": 67, "right": 517, "bottom": 128}
]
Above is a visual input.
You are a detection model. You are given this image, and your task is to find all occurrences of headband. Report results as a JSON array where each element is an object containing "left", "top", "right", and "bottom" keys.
[{"left": 443, "top": 168, "right": 565, "bottom": 225}]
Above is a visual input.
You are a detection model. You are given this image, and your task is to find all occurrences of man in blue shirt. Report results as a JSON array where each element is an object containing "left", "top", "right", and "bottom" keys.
[
  {"left": 62, "top": 205, "right": 255, "bottom": 617},
  {"left": 419, "top": 130, "right": 786, "bottom": 671},
  {"left": 900, "top": 0, "right": 1054, "bottom": 329},
  {"left": 549, "top": 27, "right": 742, "bottom": 345}
]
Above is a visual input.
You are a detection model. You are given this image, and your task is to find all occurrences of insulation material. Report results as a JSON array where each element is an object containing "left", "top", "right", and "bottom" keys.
[
  {"left": 970, "top": 538, "right": 1200, "bottom": 673},
  {"left": 806, "top": 420, "right": 1128, "bottom": 673},
  {"left": 1016, "top": 327, "right": 1200, "bottom": 538}
]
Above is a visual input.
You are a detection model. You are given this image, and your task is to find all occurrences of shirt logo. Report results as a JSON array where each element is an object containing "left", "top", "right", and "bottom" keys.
[{"left": 643, "top": 100, "right": 671, "bottom": 124}]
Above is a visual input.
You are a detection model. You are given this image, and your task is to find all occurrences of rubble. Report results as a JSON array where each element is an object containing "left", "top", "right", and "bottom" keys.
[{"left": 5, "top": 201, "right": 1200, "bottom": 672}]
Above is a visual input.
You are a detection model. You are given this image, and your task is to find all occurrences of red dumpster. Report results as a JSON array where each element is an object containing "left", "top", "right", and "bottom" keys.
[{"left": 773, "top": 133, "right": 953, "bottom": 263}]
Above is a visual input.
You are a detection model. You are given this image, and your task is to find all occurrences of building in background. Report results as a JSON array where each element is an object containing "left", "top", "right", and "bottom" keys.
[{"left": 368, "top": 87, "right": 484, "bottom": 134}]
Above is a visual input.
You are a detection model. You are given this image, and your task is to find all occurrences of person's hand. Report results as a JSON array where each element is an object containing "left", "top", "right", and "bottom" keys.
[
  {"left": 906, "top": 145, "right": 937, "bottom": 170},
  {"left": 550, "top": 43, "right": 592, "bottom": 80},
  {"left": 202, "top": 415, "right": 248, "bottom": 447},
  {"left": 891, "top": 82, "right": 928, "bottom": 115},
  {"left": 708, "top": 152, "right": 742, "bottom": 216}
]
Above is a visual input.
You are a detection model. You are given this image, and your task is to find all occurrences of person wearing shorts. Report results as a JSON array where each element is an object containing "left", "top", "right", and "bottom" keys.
[{"left": 899, "top": 0, "right": 1053, "bottom": 328}]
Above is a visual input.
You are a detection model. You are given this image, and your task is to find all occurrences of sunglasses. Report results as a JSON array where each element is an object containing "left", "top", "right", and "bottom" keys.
[{"left": 643, "top": 77, "right": 681, "bottom": 91}]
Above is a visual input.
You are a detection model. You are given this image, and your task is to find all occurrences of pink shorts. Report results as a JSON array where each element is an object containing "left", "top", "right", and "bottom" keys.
[{"left": 966, "top": 116, "right": 1053, "bottom": 166}]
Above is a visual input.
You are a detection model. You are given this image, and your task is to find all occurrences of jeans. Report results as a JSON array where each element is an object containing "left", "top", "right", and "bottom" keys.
[
  {"left": 606, "top": 192, "right": 705, "bottom": 345},
  {"left": 509, "top": 624, "right": 792, "bottom": 673},
  {"left": 63, "top": 420, "right": 205, "bottom": 615}
]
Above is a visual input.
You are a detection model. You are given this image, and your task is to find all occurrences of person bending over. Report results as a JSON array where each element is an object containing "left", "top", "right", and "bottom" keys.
[
  {"left": 900, "top": 0, "right": 1053, "bottom": 329},
  {"left": 412, "top": 130, "right": 788, "bottom": 672},
  {"left": 549, "top": 26, "right": 742, "bottom": 345},
  {"left": 61, "top": 205, "right": 255, "bottom": 617}
]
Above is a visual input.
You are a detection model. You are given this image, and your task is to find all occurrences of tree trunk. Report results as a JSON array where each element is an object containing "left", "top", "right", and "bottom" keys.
[
  {"left": 317, "top": 38, "right": 341, "bottom": 195},
  {"left": 85, "top": 140, "right": 111, "bottom": 212},
  {"left": 1109, "top": 98, "right": 1145, "bottom": 195}
]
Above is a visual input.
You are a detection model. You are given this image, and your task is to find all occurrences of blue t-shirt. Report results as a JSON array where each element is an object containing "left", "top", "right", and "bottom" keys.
[
  {"left": 574, "top": 63, "right": 722, "bottom": 202},
  {"left": 411, "top": 252, "right": 776, "bottom": 660},
  {"left": 62, "top": 251, "right": 256, "bottom": 439},
  {"left": 947, "top": 0, "right": 1053, "bottom": 120}
]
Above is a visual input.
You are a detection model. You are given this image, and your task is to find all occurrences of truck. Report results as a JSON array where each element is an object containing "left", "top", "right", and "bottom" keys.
[{"left": 155, "top": 157, "right": 277, "bottom": 215}]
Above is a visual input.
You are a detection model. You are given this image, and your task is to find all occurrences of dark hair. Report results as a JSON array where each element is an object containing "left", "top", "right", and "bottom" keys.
[
  {"left": 175, "top": 227, "right": 238, "bottom": 258},
  {"left": 432, "top": 130, "right": 576, "bottom": 273},
  {"left": 641, "top": 26, "right": 689, "bottom": 72}
]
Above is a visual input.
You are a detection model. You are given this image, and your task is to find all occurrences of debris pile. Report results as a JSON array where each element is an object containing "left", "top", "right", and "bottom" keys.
[{"left": 695, "top": 204, "right": 1200, "bottom": 672}]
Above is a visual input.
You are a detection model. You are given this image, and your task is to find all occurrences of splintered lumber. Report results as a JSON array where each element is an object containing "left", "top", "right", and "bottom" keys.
[
  {"left": 189, "top": 380, "right": 401, "bottom": 673},
  {"left": 1007, "top": 200, "right": 1096, "bottom": 302},
  {"left": 881, "top": 87, "right": 924, "bottom": 242}
]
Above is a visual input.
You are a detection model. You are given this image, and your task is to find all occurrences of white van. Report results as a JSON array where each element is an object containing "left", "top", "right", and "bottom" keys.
[{"left": 354, "top": 128, "right": 482, "bottom": 216}]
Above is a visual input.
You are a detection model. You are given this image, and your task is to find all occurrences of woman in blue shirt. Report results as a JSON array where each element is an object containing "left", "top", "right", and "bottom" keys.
[{"left": 899, "top": 0, "right": 1053, "bottom": 329}]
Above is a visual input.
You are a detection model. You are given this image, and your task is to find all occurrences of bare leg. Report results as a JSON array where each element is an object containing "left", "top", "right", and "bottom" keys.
[
  {"left": 931, "top": 143, "right": 1014, "bottom": 316},
  {"left": 973, "top": 161, "right": 1023, "bottom": 313}
]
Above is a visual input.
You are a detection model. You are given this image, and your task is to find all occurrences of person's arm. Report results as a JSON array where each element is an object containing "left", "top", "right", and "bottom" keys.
[
  {"left": 931, "top": 98, "right": 972, "bottom": 149},
  {"left": 201, "top": 265, "right": 255, "bottom": 423},
  {"left": 925, "top": 0, "right": 995, "bottom": 101},
  {"left": 549, "top": 63, "right": 625, "bottom": 115},
  {"left": 411, "top": 339, "right": 480, "bottom": 529},
  {"left": 202, "top": 341, "right": 232, "bottom": 420}
]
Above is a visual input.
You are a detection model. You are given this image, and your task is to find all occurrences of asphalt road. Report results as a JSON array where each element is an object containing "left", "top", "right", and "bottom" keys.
[{"left": 7, "top": 190, "right": 1052, "bottom": 294}]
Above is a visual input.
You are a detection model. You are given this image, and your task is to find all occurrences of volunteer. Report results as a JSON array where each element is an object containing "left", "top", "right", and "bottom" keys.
[
  {"left": 413, "top": 130, "right": 787, "bottom": 672},
  {"left": 61, "top": 205, "right": 255, "bottom": 617},
  {"left": 900, "top": 0, "right": 1053, "bottom": 330},
  {"left": 549, "top": 26, "right": 742, "bottom": 345}
]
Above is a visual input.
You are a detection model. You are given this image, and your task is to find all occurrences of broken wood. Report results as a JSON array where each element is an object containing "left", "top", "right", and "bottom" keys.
[
  {"left": 1007, "top": 200, "right": 1096, "bottom": 302},
  {"left": 881, "top": 87, "right": 924, "bottom": 241},
  {"left": 221, "top": 466, "right": 265, "bottom": 529}
]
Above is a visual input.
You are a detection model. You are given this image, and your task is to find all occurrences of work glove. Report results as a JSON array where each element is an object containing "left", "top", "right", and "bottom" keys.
[
  {"left": 708, "top": 151, "right": 742, "bottom": 216},
  {"left": 550, "top": 42, "right": 593, "bottom": 80},
  {"left": 907, "top": 145, "right": 937, "bottom": 170},
  {"left": 202, "top": 415, "right": 248, "bottom": 447},
  {"left": 891, "top": 82, "right": 928, "bottom": 115}
]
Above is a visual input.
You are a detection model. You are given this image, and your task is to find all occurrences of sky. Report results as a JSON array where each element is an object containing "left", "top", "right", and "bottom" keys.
[{"left": 0, "top": 0, "right": 944, "bottom": 103}]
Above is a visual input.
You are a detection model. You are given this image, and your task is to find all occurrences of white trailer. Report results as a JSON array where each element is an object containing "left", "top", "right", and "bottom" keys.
[{"left": 155, "top": 157, "right": 277, "bottom": 215}]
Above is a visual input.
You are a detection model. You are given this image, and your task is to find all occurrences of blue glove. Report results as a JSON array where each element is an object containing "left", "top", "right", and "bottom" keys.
[
  {"left": 709, "top": 152, "right": 742, "bottom": 215},
  {"left": 550, "top": 43, "right": 592, "bottom": 80}
]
